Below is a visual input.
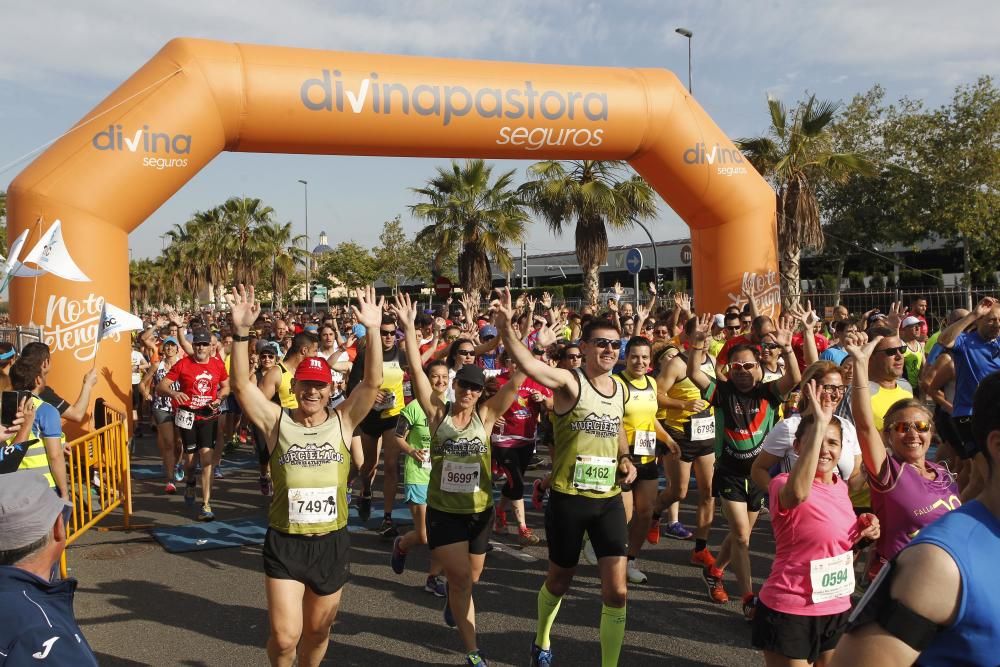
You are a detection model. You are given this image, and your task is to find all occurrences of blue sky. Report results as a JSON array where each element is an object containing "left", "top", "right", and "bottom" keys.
[{"left": 2, "top": 0, "right": 998, "bottom": 261}]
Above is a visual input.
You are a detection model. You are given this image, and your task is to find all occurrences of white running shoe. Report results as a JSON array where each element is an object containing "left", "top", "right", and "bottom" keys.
[
  {"left": 582, "top": 534, "right": 598, "bottom": 565},
  {"left": 626, "top": 560, "right": 648, "bottom": 584}
]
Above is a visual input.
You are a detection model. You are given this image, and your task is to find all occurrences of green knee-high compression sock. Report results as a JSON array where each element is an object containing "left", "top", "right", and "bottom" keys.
[
  {"left": 534, "top": 583, "right": 563, "bottom": 650},
  {"left": 599, "top": 604, "right": 627, "bottom": 667}
]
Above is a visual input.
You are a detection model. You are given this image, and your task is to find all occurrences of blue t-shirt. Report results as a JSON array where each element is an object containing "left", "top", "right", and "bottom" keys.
[
  {"left": 951, "top": 332, "right": 1000, "bottom": 417},
  {"left": 908, "top": 501, "right": 1000, "bottom": 667},
  {"left": 820, "top": 346, "right": 849, "bottom": 365},
  {"left": 33, "top": 399, "right": 63, "bottom": 439}
]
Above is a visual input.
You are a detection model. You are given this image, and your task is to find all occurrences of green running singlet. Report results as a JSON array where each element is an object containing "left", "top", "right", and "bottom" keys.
[{"left": 427, "top": 407, "right": 492, "bottom": 514}]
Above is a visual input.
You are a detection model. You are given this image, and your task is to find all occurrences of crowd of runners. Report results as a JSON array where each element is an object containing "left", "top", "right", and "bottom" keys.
[{"left": 2, "top": 285, "right": 999, "bottom": 666}]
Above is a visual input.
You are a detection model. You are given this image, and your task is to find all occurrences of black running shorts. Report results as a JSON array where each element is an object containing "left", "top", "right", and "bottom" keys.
[
  {"left": 620, "top": 458, "right": 658, "bottom": 492},
  {"left": 263, "top": 527, "right": 350, "bottom": 596},
  {"left": 712, "top": 471, "right": 765, "bottom": 512},
  {"left": 360, "top": 411, "right": 397, "bottom": 438},
  {"left": 751, "top": 600, "right": 849, "bottom": 663},
  {"left": 544, "top": 491, "right": 627, "bottom": 568},
  {"left": 426, "top": 506, "right": 494, "bottom": 554},
  {"left": 179, "top": 416, "right": 218, "bottom": 453}
]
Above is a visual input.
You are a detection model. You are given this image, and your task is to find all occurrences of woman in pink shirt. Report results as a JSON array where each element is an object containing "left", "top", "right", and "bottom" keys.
[{"left": 753, "top": 381, "right": 880, "bottom": 666}]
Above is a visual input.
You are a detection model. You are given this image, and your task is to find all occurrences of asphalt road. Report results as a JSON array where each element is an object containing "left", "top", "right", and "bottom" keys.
[{"left": 67, "top": 432, "right": 777, "bottom": 666}]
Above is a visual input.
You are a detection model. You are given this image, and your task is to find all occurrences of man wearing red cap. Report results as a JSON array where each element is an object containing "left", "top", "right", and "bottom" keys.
[{"left": 226, "top": 284, "right": 384, "bottom": 667}]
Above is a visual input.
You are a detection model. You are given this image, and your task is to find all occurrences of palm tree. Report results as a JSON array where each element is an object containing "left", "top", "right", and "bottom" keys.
[
  {"left": 737, "top": 95, "right": 873, "bottom": 308},
  {"left": 411, "top": 159, "right": 528, "bottom": 302},
  {"left": 519, "top": 160, "right": 657, "bottom": 307},
  {"left": 258, "top": 221, "right": 308, "bottom": 310},
  {"left": 217, "top": 196, "right": 276, "bottom": 291}
]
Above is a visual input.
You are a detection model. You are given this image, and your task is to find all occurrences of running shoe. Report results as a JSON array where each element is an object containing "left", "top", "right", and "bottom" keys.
[
  {"left": 662, "top": 521, "right": 693, "bottom": 540},
  {"left": 213, "top": 465, "right": 223, "bottom": 480},
  {"left": 465, "top": 651, "right": 488, "bottom": 666},
  {"left": 493, "top": 510, "right": 508, "bottom": 535},
  {"left": 742, "top": 593, "right": 758, "bottom": 622},
  {"left": 259, "top": 475, "right": 273, "bottom": 497},
  {"left": 531, "top": 479, "right": 546, "bottom": 511},
  {"left": 530, "top": 643, "right": 553, "bottom": 667},
  {"left": 424, "top": 575, "right": 446, "bottom": 598},
  {"left": 198, "top": 504, "right": 215, "bottom": 522},
  {"left": 174, "top": 464, "right": 185, "bottom": 482},
  {"left": 443, "top": 582, "right": 456, "bottom": 628},
  {"left": 582, "top": 534, "right": 598, "bottom": 565},
  {"left": 690, "top": 548, "right": 716, "bottom": 569},
  {"left": 527, "top": 455, "right": 544, "bottom": 470},
  {"left": 518, "top": 526, "right": 540, "bottom": 546},
  {"left": 703, "top": 566, "right": 729, "bottom": 604},
  {"left": 646, "top": 517, "right": 661, "bottom": 545},
  {"left": 390, "top": 536, "right": 407, "bottom": 575},
  {"left": 626, "top": 560, "right": 648, "bottom": 584},
  {"left": 357, "top": 494, "right": 372, "bottom": 523},
  {"left": 184, "top": 483, "right": 196, "bottom": 507},
  {"left": 378, "top": 517, "right": 399, "bottom": 540},
  {"left": 164, "top": 482, "right": 177, "bottom": 495}
]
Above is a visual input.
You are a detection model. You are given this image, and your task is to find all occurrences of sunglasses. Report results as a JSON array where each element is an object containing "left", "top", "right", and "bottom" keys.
[
  {"left": 819, "top": 384, "right": 847, "bottom": 396},
  {"left": 759, "top": 342, "right": 781, "bottom": 350},
  {"left": 880, "top": 345, "right": 908, "bottom": 357},
  {"left": 193, "top": 342, "right": 211, "bottom": 347},
  {"left": 886, "top": 420, "right": 931, "bottom": 434},
  {"left": 729, "top": 361, "right": 759, "bottom": 371},
  {"left": 380, "top": 330, "right": 397, "bottom": 337},
  {"left": 457, "top": 349, "right": 476, "bottom": 357},
  {"left": 531, "top": 348, "right": 546, "bottom": 356},
  {"left": 457, "top": 379, "right": 483, "bottom": 392},
  {"left": 445, "top": 335, "right": 459, "bottom": 341},
  {"left": 589, "top": 337, "right": 623, "bottom": 350},
  {"left": 563, "top": 353, "right": 583, "bottom": 361}
]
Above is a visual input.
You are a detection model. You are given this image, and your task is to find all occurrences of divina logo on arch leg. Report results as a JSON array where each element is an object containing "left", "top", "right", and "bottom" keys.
[
  {"left": 299, "top": 69, "right": 610, "bottom": 151},
  {"left": 683, "top": 142, "right": 747, "bottom": 176},
  {"left": 91, "top": 124, "right": 192, "bottom": 170}
]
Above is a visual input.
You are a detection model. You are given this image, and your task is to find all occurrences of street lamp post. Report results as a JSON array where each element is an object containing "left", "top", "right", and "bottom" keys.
[
  {"left": 297, "top": 179, "right": 311, "bottom": 313},
  {"left": 631, "top": 218, "right": 659, "bottom": 297},
  {"left": 675, "top": 28, "right": 693, "bottom": 94}
]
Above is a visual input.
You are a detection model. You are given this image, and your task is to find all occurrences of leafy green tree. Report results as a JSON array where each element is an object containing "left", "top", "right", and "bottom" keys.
[
  {"left": 373, "top": 215, "right": 423, "bottom": 291},
  {"left": 411, "top": 159, "right": 527, "bottom": 302},
  {"left": 738, "top": 95, "right": 873, "bottom": 308},
  {"left": 519, "top": 160, "right": 657, "bottom": 307},
  {"left": 318, "top": 241, "right": 378, "bottom": 293}
]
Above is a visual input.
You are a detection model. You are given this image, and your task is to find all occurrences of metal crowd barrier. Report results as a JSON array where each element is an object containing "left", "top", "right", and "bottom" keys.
[{"left": 59, "top": 404, "right": 133, "bottom": 577}]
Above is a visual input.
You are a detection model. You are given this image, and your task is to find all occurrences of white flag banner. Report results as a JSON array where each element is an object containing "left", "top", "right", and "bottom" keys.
[
  {"left": 2, "top": 229, "right": 31, "bottom": 278},
  {"left": 9, "top": 263, "right": 46, "bottom": 278},
  {"left": 97, "top": 301, "right": 145, "bottom": 342},
  {"left": 21, "top": 219, "right": 91, "bottom": 282}
]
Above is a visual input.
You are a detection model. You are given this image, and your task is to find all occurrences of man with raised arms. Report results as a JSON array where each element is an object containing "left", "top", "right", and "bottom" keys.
[
  {"left": 494, "top": 287, "right": 636, "bottom": 667},
  {"left": 225, "top": 285, "right": 381, "bottom": 667}
]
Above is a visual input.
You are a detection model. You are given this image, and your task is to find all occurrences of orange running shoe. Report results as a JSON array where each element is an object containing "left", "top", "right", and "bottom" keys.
[
  {"left": 690, "top": 548, "right": 716, "bottom": 569},
  {"left": 646, "top": 518, "right": 661, "bottom": 545},
  {"left": 702, "top": 566, "right": 729, "bottom": 604}
]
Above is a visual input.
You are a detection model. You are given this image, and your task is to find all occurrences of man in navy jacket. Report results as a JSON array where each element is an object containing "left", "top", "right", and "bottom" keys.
[{"left": 0, "top": 471, "right": 98, "bottom": 665}]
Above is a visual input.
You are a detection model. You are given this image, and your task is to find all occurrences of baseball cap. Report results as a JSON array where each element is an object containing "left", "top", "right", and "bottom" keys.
[
  {"left": 191, "top": 329, "right": 211, "bottom": 345},
  {"left": 867, "top": 311, "right": 887, "bottom": 327},
  {"left": 454, "top": 364, "right": 486, "bottom": 388},
  {"left": 352, "top": 323, "right": 367, "bottom": 339},
  {"left": 294, "top": 357, "right": 333, "bottom": 384},
  {"left": 162, "top": 336, "right": 179, "bottom": 347},
  {"left": 901, "top": 316, "right": 922, "bottom": 328},
  {"left": 479, "top": 324, "right": 498, "bottom": 338},
  {"left": 713, "top": 314, "right": 725, "bottom": 328},
  {"left": 0, "top": 471, "right": 71, "bottom": 551},
  {"left": 257, "top": 341, "right": 281, "bottom": 355},
  {"left": 304, "top": 324, "right": 319, "bottom": 333}
]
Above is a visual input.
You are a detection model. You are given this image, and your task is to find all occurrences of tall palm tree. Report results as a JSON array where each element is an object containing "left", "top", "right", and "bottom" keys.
[
  {"left": 519, "top": 160, "right": 658, "bottom": 308},
  {"left": 411, "top": 159, "right": 528, "bottom": 302},
  {"left": 258, "top": 221, "right": 308, "bottom": 310},
  {"left": 217, "top": 196, "right": 276, "bottom": 290},
  {"left": 737, "top": 95, "right": 874, "bottom": 308}
]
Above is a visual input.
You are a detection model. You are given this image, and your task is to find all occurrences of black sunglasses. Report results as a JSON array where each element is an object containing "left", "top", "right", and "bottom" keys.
[
  {"left": 380, "top": 330, "right": 397, "bottom": 337},
  {"left": 457, "top": 349, "right": 476, "bottom": 357},
  {"left": 880, "top": 345, "right": 908, "bottom": 357},
  {"left": 589, "top": 337, "right": 623, "bottom": 350}
]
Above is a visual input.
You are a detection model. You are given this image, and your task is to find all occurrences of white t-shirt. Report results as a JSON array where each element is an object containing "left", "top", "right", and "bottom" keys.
[
  {"left": 761, "top": 413, "right": 860, "bottom": 480},
  {"left": 131, "top": 350, "right": 146, "bottom": 385}
]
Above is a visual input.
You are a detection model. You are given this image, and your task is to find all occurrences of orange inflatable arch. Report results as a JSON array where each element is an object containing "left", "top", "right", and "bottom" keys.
[{"left": 8, "top": 38, "right": 777, "bottom": 421}]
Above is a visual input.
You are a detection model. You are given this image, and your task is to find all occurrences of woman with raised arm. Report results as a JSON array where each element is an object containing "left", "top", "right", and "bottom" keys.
[
  {"left": 846, "top": 331, "right": 960, "bottom": 582},
  {"left": 391, "top": 292, "right": 523, "bottom": 667},
  {"left": 752, "top": 381, "right": 880, "bottom": 667},
  {"left": 226, "top": 284, "right": 382, "bottom": 667}
]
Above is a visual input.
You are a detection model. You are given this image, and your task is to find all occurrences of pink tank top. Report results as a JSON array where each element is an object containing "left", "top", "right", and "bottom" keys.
[{"left": 869, "top": 455, "right": 960, "bottom": 562}]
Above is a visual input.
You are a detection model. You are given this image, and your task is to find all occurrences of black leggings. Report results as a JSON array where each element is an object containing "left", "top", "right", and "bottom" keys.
[{"left": 493, "top": 444, "right": 534, "bottom": 500}]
